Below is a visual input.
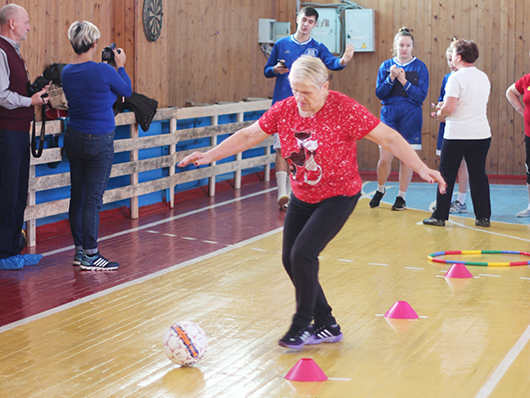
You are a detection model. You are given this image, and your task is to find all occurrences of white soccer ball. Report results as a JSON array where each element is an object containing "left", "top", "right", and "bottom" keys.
[{"left": 162, "top": 321, "right": 208, "bottom": 366}]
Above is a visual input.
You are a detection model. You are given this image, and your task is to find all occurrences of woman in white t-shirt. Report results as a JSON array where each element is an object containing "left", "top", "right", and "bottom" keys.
[{"left": 423, "top": 39, "right": 492, "bottom": 227}]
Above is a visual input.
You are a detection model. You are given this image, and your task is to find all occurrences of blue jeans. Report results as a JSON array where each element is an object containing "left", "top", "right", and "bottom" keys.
[
  {"left": 64, "top": 127, "right": 114, "bottom": 253},
  {"left": 282, "top": 193, "right": 360, "bottom": 328},
  {"left": 0, "top": 129, "right": 30, "bottom": 258}
]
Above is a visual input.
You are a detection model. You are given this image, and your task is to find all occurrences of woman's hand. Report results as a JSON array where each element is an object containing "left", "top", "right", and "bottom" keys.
[
  {"left": 389, "top": 65, "right": 400, "bottom": 81},
  {"left": 178, "top": 151, "right": 212, "bottom": 167},
  {"left": 114, "top": 48, "right": 126, "bottom": 68}
]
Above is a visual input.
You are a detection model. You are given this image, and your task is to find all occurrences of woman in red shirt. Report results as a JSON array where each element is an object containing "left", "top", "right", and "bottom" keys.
[
  {"left": 179, "top": 56, "right": 445, "bottom": 350},
  {"left": 506, "top": 60, "right": 530, "bottom": 218}
]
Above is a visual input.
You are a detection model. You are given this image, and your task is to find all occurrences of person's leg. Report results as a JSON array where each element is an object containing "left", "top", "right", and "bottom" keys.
[
  {"left": 81, "top": 132, "right": 115, "bottom": 253},
  {"left": 279, "top": 194, "right": 359, "bottom": 348},
  {"left": 450, "top": 158, "right": 469, "bottom": 213},
  {"left": 370, "top": 147, "right": 394, "bottom": 208},
  {"left": 0, "top": 130, "right": 30, "bottom": 258},
  {"left": 464, "top": 138, "right": 491, "bottom": 223},
  {"left": 274, "top": 134, "right": 290, "bottom": 209},
  {"left": 64, "top": 128, "right": 86, "bottom": 250},
  {"left": 517, "top": 136, "right": 530, "bottom": 217},
  {"left": 430, "top": 139, "right": 464, "bottom": 221},
  {"left": 284, "top": 195, "right": 359, "bottom": 326}
]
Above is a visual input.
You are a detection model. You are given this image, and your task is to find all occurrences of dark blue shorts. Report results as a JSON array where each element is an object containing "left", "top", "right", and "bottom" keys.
[{"left": 381, "top": 103, "right": 423, "bottom": 149}]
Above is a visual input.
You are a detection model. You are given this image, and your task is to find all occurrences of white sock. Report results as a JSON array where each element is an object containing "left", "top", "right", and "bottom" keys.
[
  {"left": 377, "top": 185, "right": 385, "bottom": 193},
  {"left": 457, "top": 192, "right": 467, "bottom": 203},
  {"left": 276, "top": 171, "right": 288, "bottom": 196},
  {"left": 398, "top": 191, "right": 406, "bottom": 199}
]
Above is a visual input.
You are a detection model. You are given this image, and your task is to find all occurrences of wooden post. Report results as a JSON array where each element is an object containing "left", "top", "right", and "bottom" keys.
[
  {"left": 169, "top": 117, "right": 177, "bottom": 208},
  {"left": 130, "top": 123, "right": 139, "bottom": 219},
  {"left": 234, "top": 112, "right": 244, "bottom": 189},
  {"left": 208, "top": 115, "right": 218, "bottom": 196}
]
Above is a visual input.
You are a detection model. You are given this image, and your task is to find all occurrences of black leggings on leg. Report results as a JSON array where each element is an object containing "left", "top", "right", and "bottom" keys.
[{"left": 282, "top": 193, "right": 360, "bottom": 328}]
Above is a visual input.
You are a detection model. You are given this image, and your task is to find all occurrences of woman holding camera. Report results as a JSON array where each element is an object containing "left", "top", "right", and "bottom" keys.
[{"left": 62, "top": 21, "right": 132, "bottom": 270}]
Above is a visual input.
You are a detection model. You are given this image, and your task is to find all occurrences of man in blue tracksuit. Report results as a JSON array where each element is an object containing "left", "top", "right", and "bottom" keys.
[{"left": 264, "top": 6, "right": 354, "bottom": 209}]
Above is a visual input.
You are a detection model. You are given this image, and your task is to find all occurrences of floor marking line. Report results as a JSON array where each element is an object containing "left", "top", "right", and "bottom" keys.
[
  {"left": 39, "top": 188, "right": 277, "bottom": 258},
  {"left": 0, "top": 227, "right": 283, "bottom": 335},
  {"left": 475, "top": 325, "right": 530, "bottom": 398}
]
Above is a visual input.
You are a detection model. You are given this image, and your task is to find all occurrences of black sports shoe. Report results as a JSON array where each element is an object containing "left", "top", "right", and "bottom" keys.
[
  {"left": 391, "top": 196, "right": 406, "bottom": 211},
  {"left": 80, "top": 253, "right": 119, "bottom": 271},
  {"left": 306, "top": 324, "right": 343, "bottom": 345},
  {"left": 278, "top": 324, "right": 313, "bottom": 350},
  {"left": 475, "top": 218, "right": 490, "bottom": 227},
  {"left": 369, "top": 189, "right": 386, "bottom": 208},
  {"left": 423, "top": 216, "right": 445, "bottom": 226}
]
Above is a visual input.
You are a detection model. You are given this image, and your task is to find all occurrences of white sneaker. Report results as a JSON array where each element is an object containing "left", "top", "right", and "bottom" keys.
[
  {"left": 516, "top": 208, "right": 530, "bottom": 217},
  {"left": 278, "top": 193, "right": 289, "bottom": 210}
]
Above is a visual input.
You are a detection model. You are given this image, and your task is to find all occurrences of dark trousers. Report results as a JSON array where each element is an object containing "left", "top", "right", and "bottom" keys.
[
  {"left": 64, "top": 127, "right": 114, "bottom": 253},
  {"left": 0, "top": 129, "right": 30, "bottom": 259},
  {"left": 433, "top": 138, "right": 491, "bottom": 220},
  {"left": 282, "top": 193, "right": 360, "bottom": 328},
  {"left": 524, "top": 135, "right": 530, "bottom": 184}
]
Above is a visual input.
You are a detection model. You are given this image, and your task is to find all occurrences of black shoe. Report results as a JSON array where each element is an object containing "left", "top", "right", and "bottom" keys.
[
  {"left": 391, "top": 196, "right": 406, "bottom": 211},
  {"left": 278, "top": 324, "right": 313, "bottom": 350},
  {"left": 423, "top": 217, "right": 445, "bottom": 226},
  {"left": 369, "top": 189, "right": 386, "bottom": 208},
  {"left": 475, "top": 218, "right": 490, "bottom": 227},
  {"left": 80, "top": 252, "right": 119, "bottom": 271},
  {"left": 306, "top": 324, "right": 343, "bottom": 345}
]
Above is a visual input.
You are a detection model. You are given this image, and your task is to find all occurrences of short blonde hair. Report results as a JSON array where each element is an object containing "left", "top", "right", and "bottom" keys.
[
  {"left": 68, "top": 21, "right": 100, "bottom": 54},
  {"left": 288, "top": 55, "right": 329, "bottom": 89}
]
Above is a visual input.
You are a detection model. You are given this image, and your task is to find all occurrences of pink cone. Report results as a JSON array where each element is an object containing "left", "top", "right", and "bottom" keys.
[
  {"left": 384, "top": 301, "right": 419, "bottom": 319},
  {"left": 285, "top": 358, "right": 328, "bottom": 382},
  {"left": 444, "top": 263, "right": 473, "bottom": 279}
]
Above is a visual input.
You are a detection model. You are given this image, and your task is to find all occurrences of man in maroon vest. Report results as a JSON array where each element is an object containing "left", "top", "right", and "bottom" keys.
[{"left": 0, "top": 4, "right": 49, "bottom": 267}]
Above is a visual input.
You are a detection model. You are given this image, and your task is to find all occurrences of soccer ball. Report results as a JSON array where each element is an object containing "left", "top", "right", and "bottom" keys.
[{"left": 162, "top": 321, "right": 208, "bottom": 366}]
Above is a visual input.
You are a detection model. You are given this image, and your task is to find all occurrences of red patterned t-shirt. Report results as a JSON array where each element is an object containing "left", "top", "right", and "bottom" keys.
[
  {"left": 259, "top": 90, "right": 380, "bottom": 203},
  {"left": 515, "top": 74, "right": 530, "bottom": 137}
]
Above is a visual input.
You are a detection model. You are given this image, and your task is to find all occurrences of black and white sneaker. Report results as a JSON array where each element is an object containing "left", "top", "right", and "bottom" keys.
[
  {"left": 72, "top": 249, "right": 83, "bottom": 266},
  {"left": 278, "top": 324, "right": 313, "bottom": 350},
  {"left": 391, "top": 196, "right": 406, "bottom": 211},
  {"left": 369, "top": 189, "right": 386, "bottom": 208},
  {"left": 306, "top": 324, "right": 343, "bottom": 345},
  {"left": 80, "top": 253, "right": 119, "bottom": 271}
]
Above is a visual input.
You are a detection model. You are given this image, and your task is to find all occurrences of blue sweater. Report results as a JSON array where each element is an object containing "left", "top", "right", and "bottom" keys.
[
  {"left": 375, "top": 57, "right": 429, "bottom": 106},
  {"left": 62, "top": 61, "right": 132, "bottom": 135},
  {"left": 264, "top": 35, "right": 345, "bottom": 104}
]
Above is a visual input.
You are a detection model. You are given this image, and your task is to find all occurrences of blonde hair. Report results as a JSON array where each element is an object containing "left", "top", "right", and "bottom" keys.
[
  {"left": 446, "top": 37, "right": 458, "bottom": 57},
  {"left": 288, "top": 55, "right": 329, "bottom": 89},
  {"left": 392, "top": 27, "right": 414, "bottom": 56},
  {"left": 68, "top": 21, "right": 100, "bottom": 54}
]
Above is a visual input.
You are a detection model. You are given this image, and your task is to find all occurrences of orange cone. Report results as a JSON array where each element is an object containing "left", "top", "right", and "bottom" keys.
[
  {"left": 444, "top": 263, "right": 473, "bottom": 278},
  {"left": 285, "top": 358, "right": 328, "bottom": 382},
  {"left": 384, "top": 301, "right": 419, "bottom": 319}
]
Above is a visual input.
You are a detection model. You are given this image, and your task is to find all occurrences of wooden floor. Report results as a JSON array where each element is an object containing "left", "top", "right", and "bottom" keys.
[{"left": 1, "top": 177, "right": 530, "bottom": 397}]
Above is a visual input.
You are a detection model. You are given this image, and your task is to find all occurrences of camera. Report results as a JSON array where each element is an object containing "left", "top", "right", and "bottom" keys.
[
  {"left": 101, "top": 43, "right": 121, "bottom": 66},
  {"left": 27, "top": 63, "right": 64, "bottom": 96}
]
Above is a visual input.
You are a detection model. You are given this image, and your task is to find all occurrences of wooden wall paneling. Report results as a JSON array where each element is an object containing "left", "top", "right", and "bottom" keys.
[
  {"left": 485, "top": 0, "right": 497, "bottom": 174},
  {"left": 498, "top": 0, "right": 513, "bottom": 175},
  {"left": 429, "top": 0, "right": 444, "bottom": 169}
]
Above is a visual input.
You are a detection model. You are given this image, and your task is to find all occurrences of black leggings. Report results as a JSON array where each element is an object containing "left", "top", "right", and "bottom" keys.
[
  {"left": 524, "top": 135, "right": 530, "bottom": 184},
  {"left": 282, "top": 193, "right": 360, "bottom": 328}
]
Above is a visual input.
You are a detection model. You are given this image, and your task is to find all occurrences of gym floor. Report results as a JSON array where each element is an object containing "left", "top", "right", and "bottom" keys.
[{"left": 0, "top": 176, "right": 529, "bottom": 397}]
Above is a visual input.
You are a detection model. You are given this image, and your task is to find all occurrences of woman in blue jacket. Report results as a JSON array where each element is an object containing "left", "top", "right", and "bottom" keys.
[
  {"left": 62, "top": 21, "right": 132, "bottom": 271},
  {"left": 370, "top": 27, "right": 429, "bottom": 211}
]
